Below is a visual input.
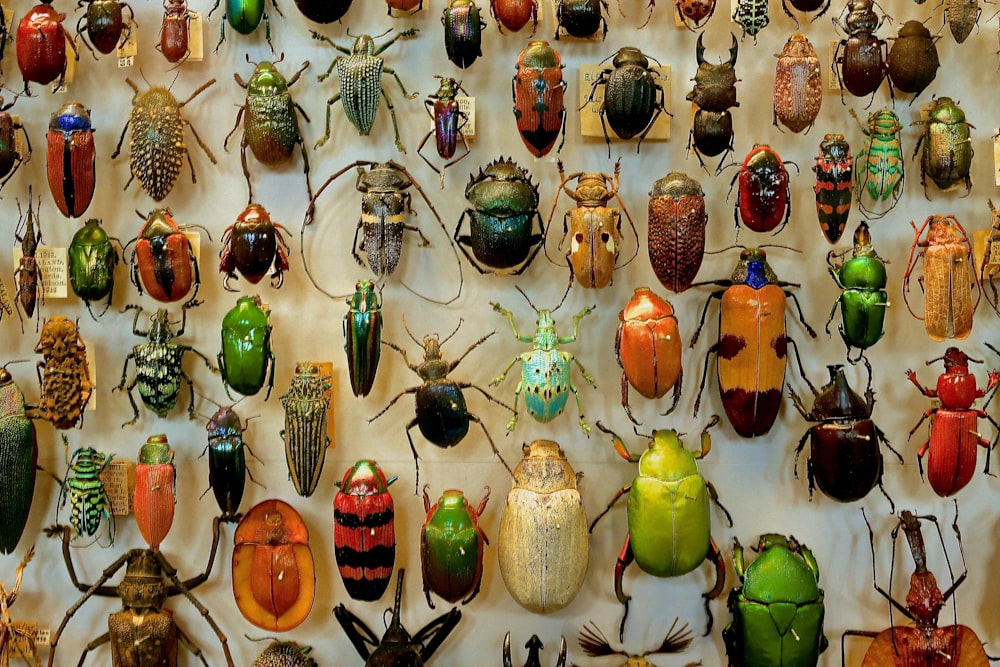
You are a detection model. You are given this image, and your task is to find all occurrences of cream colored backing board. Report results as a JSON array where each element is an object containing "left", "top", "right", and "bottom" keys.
[{"left": 0, "top": 0, "right": 998, "bottom": 665}]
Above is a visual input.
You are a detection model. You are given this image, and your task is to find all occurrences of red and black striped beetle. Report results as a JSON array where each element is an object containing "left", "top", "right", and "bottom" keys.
[
  {"left": 46, "top": 101, "right": 96, "bottom": 219},
  {"left": 646, "top": 171, "right": 706, "bottom": 293},
  {"left": 128, "top": 208, "right": 203, "bottom": 307},
  {"left": 812, "top": 133, "right": 852, "bottom": 244},
  {"left": 729, "top": 144, "right": 795, "bottom": 235},
  {"left": 333, "top": 460, "right": 397, "bottom": 602}
]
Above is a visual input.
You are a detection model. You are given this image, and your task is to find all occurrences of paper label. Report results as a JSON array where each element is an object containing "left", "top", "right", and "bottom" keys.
[
  {"left": 579, "top": 64, "right": 671, "bottom": 141},
  {"left": 99, "top": 459, "right": 136, "bottom": 516},
  {"left": 188, "top": 12, "right": 204, "bottom": 61},
  {"left": 992, "top": 129, "right": 1000, "bottom": 186},
  {"left": 13, "top": 247, "right": 68, "bottom": 298},
  {"left": 183, "top": 230, "right": 201, "bottom": 265},
  {"left": 828, "top": 41, "right": 841, "bottom": 91},
  {"left": 8, "top": 622, "right": 45, "bottom": 658},
  {"left": 117, "top": 28, "right": 138, "bottom": 67}
]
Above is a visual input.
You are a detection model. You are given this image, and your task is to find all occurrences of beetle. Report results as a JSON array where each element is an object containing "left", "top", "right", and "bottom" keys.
[
  {"left": 45, "top": 517, "right": 235, "bottom": 667},
  {"left": 780, "top": 0, "right": 830, "bottom": 22},
  {"left": 280, "top": 362, "right": 332, "bottom": 498},
  {"left": 0, "top": 98, "right": 32, "bottom": 192},
  {"left": 497, "top": 440, "right": 588, "bottom": 614},
  {"left": 220, "top": 203, "right": 291, "bottom": 290},
  {"left": 337, "top": 569, "right": 461, "bottom": 667},
  {"left": 114, "top": 305, "right": 215, "bottom": 427},
  {"left": 253, "top": 641, "right": 317, "bottom": 667},
  {"left": 344, "top": 280, "right": 383, "bottom": 398},
  {"left": 491, "top": 0, "right": 537, "bottom": 32},
  {"left": 723, "top": 534, "right": 827, "bottom": 667},
  {"left": 111, "top": 77, "right": 217, "bottom": 202},
  {"left": 666, "top": 0, "right": 716, "bottom": 30},
  {"left": 417, "top": 77, "right": 472, "bottom": 184},
  {"left": 690, "top": 248, "right": 817, "bottom": 438},
  {"left": 35, "top": 316, "right": 93, "bottom": 430},
  {"left": 133, "top": 434, "right": 175, "bottom": 551},
  {"left": 0, "top": 547, "right": 40, "bottom": 665},
  {"left": 686, "top": 33, "right": 739, "bottom": 173},
  {"left": 219, "top": 295, "right": 275, "bottom": 400},
  {"left": 226, "top": 57, "right": 313, "bottom": 206},
  {"left": 46, "top": 101, "right": 95, "bottom": 219},
  {"left": 204, "top": 403, "right": 254, "bottom": 520},
  {"left": 590, "top": 417, "right": 730, "bottom": 638},
  {"left": 980, "top": 199, "right": 1000, "bottom": 315},
  {"left": 157, "top": 0, "right": 191, "bottom": 63},
  {"left": 826, "top": 222, "right": 888, "bottom": 359},
  {"left": 851, "top": 107, "right": 903, "bottom": 218},
  {"left": 615, "top": 287, "right": 682, "bottom": 424},
  {"left": 421, "top": 487, "right": 490, "bottom": 606},
  {"left": 903, "top": 215, "right": 979, "bottom": 342},
  {"left": 729, "top": 144, "right": 795, "bottom": 235},
  {"left": 385, "top": 0, "right": 423, "bottom": 16},
  {"left": 732, "top": 0, "right": 768, "bottom": 41},
  {"left": 512, "top": 41, "right": 566, "bottom": 158},
  {"left": 334, "top": 460, "right": 397, "bottom": 601},
  {"left": 583, "top": 47, "right": 668, "bottom": 156},
  {"left": 554, "top": 0, "right": 607, "bottom": 39},
  {"left": 0, "top": 367, "right": 38, "bottom": 555},
  {"left": 504, "top": 634, "right": 566, "bottom": 667},
  {"left": 773, "top": 34, "right": 822, "bottom": 134},
  {"left": 886, "top": 20, "right": 940, "bottom": 100},
  {"left": 370, "top": 318, "right": 513, "bottom": 488},
  {"left": 912, "top": 96, "right": 973, "bottom": 197},
  {"left": 491, "top": 289, "right": 596, "bottom": 434},
  {"left": 905, "top": 347, "right": 1000, "bottom": 497},
  {"left": 293, "top": 0, "right": 350, "bottom": 21},
  {"left": 76, "top": 0, "right": 135, "bottom": 56},
  {"left": 443, "top": 0, "right": 485, "bottom": 69},
  {"left": 233, "top": 499, "right": 315, "bottom": 632},
  {"left": 210, "top": 0, "right": 282, "bottom": 51},
  {"left": 945, "top": 0, "right": 980, "bottom": 43},
  {"left": 841, "top": 509, "right": 992, "bottom": 667},
  {"left": 13, "top": 193, "right": 44, "bottom": 330},
  {"left": 832, "top": 0, "right": 890, "bottom": 102},
  {"left": 128, "top": 208, "right": 203, "bottom": 307},
  {"left": 58, "top": 440, "right": 114, "bottom": 542},
  {"left": 69, "top": 219, "right": 119, "bottom": 320},
  {"left": 16, "top": 0, "right": 78, "bottom": 94},
  {"left": 576, "top": 621, "right": 694, "bottom": 667},
  {"left": 812, "top": 133, "right": 852, "bottom": 244},
  {"left": 790, "top": 364, "right": 902, "bottom": 506},
  {"left": 647, "top": 171, "right": 706, "bottom": 293},
  {"left": 455, "top": 157, "right": 544, "bottom": 276},
  {"left": 306, "top": 160, "right": 464, "bottom": 304},
  {"left": 312, "top": 29, "right": 418, "bottom": 153}
]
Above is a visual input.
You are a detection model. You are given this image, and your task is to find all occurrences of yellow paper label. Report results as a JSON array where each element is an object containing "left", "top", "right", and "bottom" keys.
[
  {"left": 579, "top": 64, "right": 671, "bottom": 141},
  {"left": 99, "top": 459, "right": 136, "bottom": 516}
]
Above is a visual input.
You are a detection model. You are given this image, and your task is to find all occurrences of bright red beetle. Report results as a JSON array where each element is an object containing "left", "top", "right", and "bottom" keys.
[
  {"left": 16, "top": 0, "right": 78, "bottom": 93},
  {"left": 616, "top": 287, "right": 682, "bottom": 424},
  {"left": 133, "top": 434, "right": 175, "bottom": 551},
  {"left": 333, "top": 460, "right": 397, "bottom": 601},
  {"left": 491, "top": 0, "right": 537, "bottom": 32},
  {"left": 731, "top": 144, "right": 793, "bottom": 235}
]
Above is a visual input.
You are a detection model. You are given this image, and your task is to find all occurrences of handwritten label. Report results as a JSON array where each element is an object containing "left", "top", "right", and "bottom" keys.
[
  {"left": 428, "top": 97, "right": 476, "bottom": 138},
  {"left": 188, "top": 12, "right": 204, "bottom": 61},
  {"left": 579, "top": 64, "right": 671, "bottom": 141},
  {"left": 99, "top": 459, "right": 136, "bottom": 516},
  {"left": 13, "top": 247, "right": 68, "bottom": 298},
  {"left": 117, "top": 28, "right": 138, "bottom": 67},
  {"left": 828, "top": 42, "right": 841, "bottom": 91},
  {"left": 8, "top": 622, "right": 46, "bottom": 659}
]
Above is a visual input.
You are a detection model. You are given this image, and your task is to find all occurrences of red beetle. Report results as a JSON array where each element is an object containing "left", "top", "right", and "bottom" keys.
[
  {"left": 905, "top": 347, "right": 1000, "bottom": 497},
  {"left": 730, "top": 144, "right": 793, "bottom": 235},
  {"left": 219, "top": 204, "right": 291, "bottom": 290},
  {"left": 513, "top": 41, "right": 566, "bottom": 158},
  {"left": 490, "top": 0, "right": 537, "bottom": 32},
  {"left": 646, "top": 171, "right": 707, "bottom": 293},
  {"left": 157, "top": 0, "right": 191, "bottom": 63},
  {"left": 671, "top": 0, "right": 716, "bottom": 29},
  {"left": 233, "top": 499, "right": 316, "bottom": 632},
  {"left": 129, "top": 208, "right": 201, "bottom": 306},
  {"left": 133, "top": 434, "right": 175, "bottom": 551},
  {"left": 16, "top": 0, "right": 78, "bottom": 94},
  {"left": 46, "top": 102, "right": 96, "bottom": 219},
  {"left": 333, "top": 460, "right": 397, "bottom": 601},
  {"left": 615, "top": 287, "right": 682, "bottom": 424}
]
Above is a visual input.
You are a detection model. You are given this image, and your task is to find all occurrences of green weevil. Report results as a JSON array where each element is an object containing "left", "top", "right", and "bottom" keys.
[
  {"left": 219, "top": 295, "right": 275, "bottom": 400},
  {"left": 68, "top": 218, "right": 120, "bottom": 320}
]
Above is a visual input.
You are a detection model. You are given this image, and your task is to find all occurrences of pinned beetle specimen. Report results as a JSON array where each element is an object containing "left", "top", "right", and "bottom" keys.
[
  {"left": 662, "top": 0, "right": 716, "bottom": 30},
  {"left": 127, "top": 208, "right": 204, "bottom": 307},
  {"left": 832, "top": 0, "right": 890, "bottom": 103},
  {"left": 851, "top": 108, "right": 903, "bottom": 218},
  {"left": 57, "top": 439, "right": 113, "bottom": 542},
  {"left": 220, "top": 203, "right": 291, "bottom": 290},
  {"left": 546, "top": 159, "right": 639, "bottom": 290},
  {"left": 491, "top": 0, "right": 537, "bottom": 32},
  {"left": 16, "top": 0, "right": 79, "bottom": 94},
  {"left": 912, "top": 96, "right": 973, "bottom": 197},
  {"left": 686, "top": 33, "right": 739, "bottom": 173},
  {"left": 981, "top": 199, "right": 1000, "bottom": 314},
  {"left": 157, "top": 0, "right": 192, "bottom": 64},
  {"left": 133, "top": 434, "right": 175, "bottom": 550},
  {"left": 13, "top": 193, "right": 44, "bottom": 331},
  {"left": 312, "top": 29, "right": 418, "bottom": 153},
  {"left": 75, "top": 0, "right": 135, "bottom": 57},
  {"left": 583, "top": 47, "right": 669, "bottom": 156},
  {"left": 577, "top": 620, "right": 695, "bottom": 666},
  {"left": 209, "top": 0, "right": 283, "bottom": 52},
  {"left": 344, "top": 280, "right": 383, "bottom": 398},
  {"left": 219, "top": 295, "right": 275, "bottom": 400},
  {"left": 204, "top": 403, "right": 255, "bottom": 520},
  {"left": 826, "top": 222, "right": 889, "bottom": 359},
  {"left": 781, "top": 0, "right": 831, "bottom": 22},
  {"left": 504, "top": 634, "right": 566, "bottom": 667},
  {"left": 944, "top": 0, "right": 981, "bottom": 43},
  {"left": 46, "top": 101, "right": 96, "bottom": 218},
  {"left": 615, "top": 287, "right": 682, "bottom": 424},
  {"left": 729, "top": 144, "right": 795, "bottom": 235},
  {"left": 0, "top": 367, "right": 38, "bottom": 555},
  {"left": 35, "top": 316, "right": 93, "bottom": 430},
  {"left": 112, "top": 78, "right": 217, "bottom": 202},
  {"left": 513, "top": 41, "right": 566, "bottom": 158},
  {"left": 418, "top": 77, "right": 472, "bottom": 183},
  {"left": 442, "top": 0, "right": 485, "bottom": 68},
  {"left": 812, "top": 133, "right": 852, "bottom": 244},
  {"left": 369, "top": 318, "right": 513, "bottom": 488},
  {"left": 554, "top": 0, "right": 608, "bottom": 39},
  {"left": 647, "top": 171, "right": 707, "bottom": 293},
  {"left": 773, "top": 34, "right": 822, "bottom": 134},
  {"left": 252, "top": 641, "right": 317, "bottom": 667},
  {"left": 731, "top": 0, "right": 768, "bottom": 40},
  {"left": 281, "top": 362, "right": 332, "bottom": 497},
  {"left": 0, "top": 97, "right": 31, "bottom": 193},
  {"left": 886, "top": 20, "right": 939, "bottom": 100},
  {"left": 69, "top": 219, "right": 119, "bottom": 320},
  {"left": 294, "top": 0, "right": 350, "bottom": 23},
  {"left": 420, "top": 487, "right": 490, "bottom": 606},
  {"left": 334, "top": 460, "right": 397, "bottom": 601},
  {"left": 45, "top": 517, "right": 235, "bottom": 667}
]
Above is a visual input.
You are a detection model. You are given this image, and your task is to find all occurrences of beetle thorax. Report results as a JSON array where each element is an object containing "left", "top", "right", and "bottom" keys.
[
  {"left": 119, "top": 554, "right": 168, "bottom": 611},
  {"left": 352, "top": 35, "right": 376, "bottom": 55},
  {"left": 572, "top": 176, "right": 614, "bottom": 206},
  {"left": 147, "top": 310, "right": 176, "bottom": 343},
  {"left": 904, "top": 570, "right": 944, "bottom": 627},
  {"left": 533, "top": 313, "right": 558, "bottom": 349}
]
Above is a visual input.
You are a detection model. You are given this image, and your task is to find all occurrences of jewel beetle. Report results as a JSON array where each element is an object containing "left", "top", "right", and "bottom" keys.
[
  {"left": 128, "top": 208, "right": 203, "bottom": 307},
  {"left": 421, "top": 487, "right": 490, "bottom": 607},
  {"left": 68, "top": 218, "right": 120, "bottom": 319},
  {"left": 690, "top": 248, "right": 818, "bottom": 438},
  {"left": 334, "top": 460, "right": 397, "bottom": 601},
  {"left": 812, "top": 133, "right": 852, "bottom": 244},
  {"left": 220, "top": 203, "right": 291, "bottom": 290},
  {"left": 730, "top": 144, "right": 795, "bottom": 235},
  {"left": 204, "top": 403, "right": 254, "bottom": 520},
  {"left": 646, "top": 171, "right": 707, "bottom": 293},
  {"left": 16, "top": 0, "right": 79, "bottom": 94},
  {"left": 76, "top": 0, "right": 135, "bottom": 56},
  {"left": 590, "top": 417, "right": 730, "bottom": 638},
  {"left": 497, "top": 441, "right": 588, "bottom": 614},
  {"left": 133, "top": 434, "right": 176, "bottom": 551},
  {"left": 46, "top": 101, "right": 96, "bottom": 219},
  {"left": 219, "top": 295, "right": 275, "bottom": 400},
  {"left": 281, "top": 362, "right": 331, "bottom": 498},
  {"left": 344, "top": 280, "right": 383, "bottom": 398},
  {"left": 512, "top": 41, "right": 566, "bottom": 158},
  {"left": 826, "top": 222, "right": 888, "bottom": 359},
  {"left": 233, "top": 498, "right": 316, "bottom": 632},
  {"left": 723, "top": 534, "right": 827, "bottom": 667},
  {"left": 442, "top": 0, "right": 485, "bottom": 69},
  {"left": 0, "top": 366, "right": 38, "bottom": 555}
]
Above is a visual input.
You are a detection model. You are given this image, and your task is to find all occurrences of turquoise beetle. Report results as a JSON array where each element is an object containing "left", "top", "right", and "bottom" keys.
[
  {"left": 219, "top": 295, "right": 275, "bottom": 400},
  {"left": 723, "top": 534, "right": 827, "bottom": 667},
  {"left": 590, "top": 417, "right": 729, "bottom": 639},
  {"left": 420, "top": 487, "right": 490, "bottom": 607},
  {"left": 825, "top": 222, "right": 888, "bottom": 360},
  {"left": 851, "top": 108, "right": 903, "bottom": 218}
]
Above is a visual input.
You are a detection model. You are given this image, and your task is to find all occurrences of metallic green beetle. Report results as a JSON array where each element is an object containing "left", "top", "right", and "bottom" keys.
[
  {"left": 58, "top": 439, "right": 114, "bottom": 543},
  {"left": 344, "top": 280, "right": 382, "bottom": 398},
  {"left": 724, "top": 534, "right": 827, "bottom": 667},
  {"left": 590, "top": 417, "right": 729, "bottom": 639},
  {"left": 219, "top": 295, "right": 274, "bottom": 400},
  {"left": 851, "top": 108, "right": 903, "bottom": 219},
  {"left": 490, "top": 290, "right": 595, "bottom": 434},
  {"left": 913, "top": 96, "right": 973, "bottom": 197},
  {"left": 210, "top": 0, "right": 279, "bottom": 51},
  {"left": 68, "top": 218, "right": 119, "bottom": 319},
  {"left": 420, "top": 487, "right": 490, "bottom": 607},
  {"left": 825, "top": 222, "right": 888, "bottom": 360},
  {"left": 0, "top": 367, "right": 37, "bottom": 555}
]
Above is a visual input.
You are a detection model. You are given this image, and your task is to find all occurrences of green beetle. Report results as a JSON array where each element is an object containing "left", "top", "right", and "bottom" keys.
[
  {"left": 913, "top": 96, "right": 973, "bottom": 197},
  {"left": 219, "top": 295, "right": 275, "bottom": 400},
  {"left": 420, "top": 487, "right": 490, "bottom": 607},
  {"left": 825, "top": 222, "right": 888, "bottom": 360},
  {"left": 344, "top": 280, "right": 382, "bottom": 398},
  {"left": 68, "top": 218, "right": 119, "bottom": 319},
  {"left": 723, "top": 534, "right": 827, "bottom": 667},
  {"left": 591, "top": 416, "right": 729, "bottom": 639},
  {"left": 210, "top": 0, "right": 278, "bottom": 50}
]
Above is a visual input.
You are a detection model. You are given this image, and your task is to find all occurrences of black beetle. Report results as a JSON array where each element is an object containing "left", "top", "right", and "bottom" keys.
[
  {"left": 442, "top": 0, "right": 486, "bottom": 69},
  {"left": 886, "top": 20, "right": 939, "bottom": 101},
  {"left": 76, "top": 0, "right": 135, "bottom": 57},
  {"left": 686, "top": 33, "right": 739, "bottom": 173},
  {"left": 781, "top": 0, "right": 831, "bottom": 23},
  {"left": 293, "top": 0, "right": 352, "bottom": 22},
  {"left": 832, "top": 0, "right": 890, "bottom": 103},
  {"left": 554, "top": 0, "right": 607, "bottom": 39},
  {"left": 203, "top": 403, "right": 256, "bottom": 521},
  {"left": 0, "top": 97, "right": 31, "bottom": 193}
]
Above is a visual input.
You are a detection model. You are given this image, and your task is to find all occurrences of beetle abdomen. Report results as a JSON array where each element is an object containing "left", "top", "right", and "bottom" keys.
[
  {"left": 130, "top": 89, "right": 187, "bottom": 202},
  {"left": 247, "top": 95, "right": 298, "bottom": 165}
]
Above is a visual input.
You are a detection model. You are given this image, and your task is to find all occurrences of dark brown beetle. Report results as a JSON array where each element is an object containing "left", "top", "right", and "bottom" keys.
[
  {"left": 686, "top": 33, "right": 739, "bottom": 173},
  {"left": 781, "top": 0, "right": 831, "bottom": 23},
  {"left": 832, "top": 0, "right": 890, "bottom": 103},
  {"left": 773, "top": 33, "right": 822, "bottom": 134},
  {"left": 945, "top": 0, "right": 980, "bottom": 43},
  {"left": 886, "top": 20, "right": 939, "bottom": 100},
  {"left": 219, "top": 203, "right": 291, "bottom": 290},
  {"left": 76, "top": 0, "right": 136, "bottom": 57},
  {"left": 13, "top": 191, "right": 43, "bottom": 331},
  {"left": 157, "top": 0, "right": 191, "bottom": 63},
  {"left": 647, "top": 171, "right": 706, "bottom": 293},
  {"left": 0, "top": 98, "right": 31, "bottom": 193}
]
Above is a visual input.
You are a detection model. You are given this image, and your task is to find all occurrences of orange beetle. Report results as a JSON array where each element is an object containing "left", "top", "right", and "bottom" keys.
[
  {"left": 615, "top": 287, "right": 682, "bottom": 424},
  {"left": 133, "top": 434, "right": 175, "bottom": 550}
]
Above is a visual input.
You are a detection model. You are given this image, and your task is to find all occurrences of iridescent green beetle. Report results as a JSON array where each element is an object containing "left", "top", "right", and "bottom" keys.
[
  {"left": 826, "top": 222, "right": 888, "bottom": 359},
  {"left": 851, "top": 108, "right": 903, "bottom": 219},
  {"left": 344, "top": 280, "right": 382, "bottom": 398},
  {"left": 913, "top": 96, "right": 973, "bottom": 197},
  {"left": 68, "top": 218, "right": 119, "bottom": 319},
  {"left": 420, "top": 487, "right": 490, "bottom": 607},
  {"left": 219, "top": 295, "right": 275, "bottom": 400}
]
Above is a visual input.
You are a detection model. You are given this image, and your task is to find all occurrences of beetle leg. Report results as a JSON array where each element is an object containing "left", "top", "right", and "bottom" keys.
[
  {"left": 785, "top": 337, "right": 816, "bottom": 395},
  {"left": 182, "top": 118, "right": 218, "bottom": 167},
  {"left": 174, "top": 622, "right": 209, "bottom": 666},
  {"left": 783, "top": 290, "right": 817, "bottom": 338},
  {"left": 465, "top": 383, "right": 514, "bottom": 414},
  {"left": 614, "top": 537, "right": 634, "bottom": 641},
  {"left": 792, "top": 428, "right": 811, "bottom": 482},
  {"left": 405, "top": 419, "right": 425, "bottom": 491},
  {"left": 701, "top": 536, "right": 727, "bottom": 635},
  {"left": 380, "top": 87, "right": 407, "bottom": 153},
  {"left": 263, "top": 11, "right": 273, "bottom": 53},
  {"left": 77, "top": 631, "right": 111, "bottom": 664},
  {"left": 589, "top": 484, "right": 630, "bottom": 533},
  {"left": 448, "top": 333, "right": 494, "bottom": 372},
  {"left": 908, "top": 409, "right": 934, "bottom": 441},
  {"left": 414, "top": 607, "right": 462, "bottom": 663},
  {"left": 314, "top": 92, "right": 342, "bottom": 149},
  {"left": 368, "top": 386, "right": 418, "bottom": 424},
  {"left": 692, "top": 341, "right": 718, "bottom": 418},
  {"left": 468, "top": 411, "right": 513, "bottom": 475},
  {"left": 333, "top": 605, "right": 379, "bottom": 660},
  {"left": 489, "top": 356, "right": 520, "bottom": 389},
  {"left": 240, "top": 140, "right": 254, "bottom": 205}
]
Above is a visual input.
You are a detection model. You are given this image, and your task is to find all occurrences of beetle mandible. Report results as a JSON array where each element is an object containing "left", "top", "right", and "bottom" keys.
[{"left": 686, "top": 33, "right": 739, "bottom": 173}]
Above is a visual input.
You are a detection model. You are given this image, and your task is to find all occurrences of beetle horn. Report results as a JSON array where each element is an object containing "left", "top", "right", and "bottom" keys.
[
  {"left": 695, "top": 33, "right": 706, "bottom": 66},
  {"left": 727, "top": 32, "right": 739, "bottom": 66}
]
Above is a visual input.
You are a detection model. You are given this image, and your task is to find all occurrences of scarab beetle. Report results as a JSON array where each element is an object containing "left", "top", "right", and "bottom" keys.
[
  {"left": 491, "top": 0, "right": 537, "bottom": 32},
  {"left": 615, "top": 287, "right": 682, "bottom": 424},
  {"left": 46, "top": 101, "right": 96, "bottom": 218},
  {"left": 773, "top": 34, "right": 822, "bottom": 134},
  {"left": 334, "top": 460, "right": 397, "bottom": 601},
  {"left": 912, "top": 96, "right": 973, "bottom": 197},
  {"left": 442, "top": 0, "right": 485, "bottom": 69},
  {"left": 16, "top": 0, "right": 79, "bottom": 94},
  {"left": 826, "top": 222, "right": 888, "bottom": 359},
  {"left": 219, "top": 295, "right": 275, "bottom": 400},
  {"left": 730, "top": 144, "right": 795, "bottom": 235},
  {"left": 554, "top": 0, "right": 608, "bottom": 39},
  {"left": 886, "top": 20, "right": 940, "bottom": 100},
  {"left": 68, "top": 218, "right": 120, "bottom": 319},
  {"left": 219, "top": 203, "right": 291, "bottom": 290},
  {"left": 420, "top": 487, "right": 490, "bottom": 606},
  {"left": 128, "top": 208, "right": 203, "bottom": 307},
  {"left": 75, "top": 0, "right": 135, "bottom": 56},
  {"left": 209, "top": 0, "right": 282, "bottom": 51}
]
